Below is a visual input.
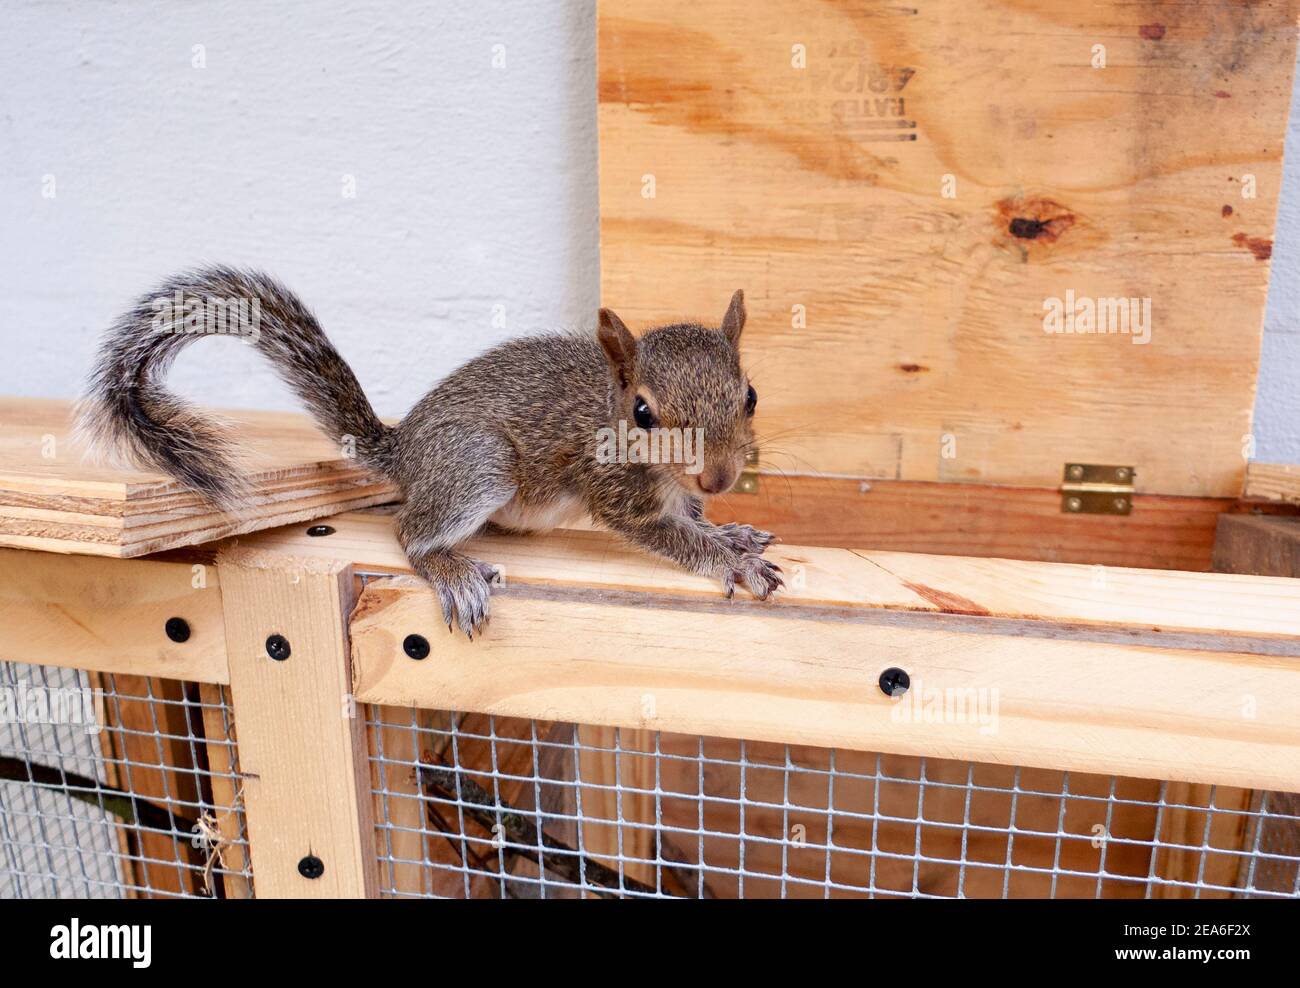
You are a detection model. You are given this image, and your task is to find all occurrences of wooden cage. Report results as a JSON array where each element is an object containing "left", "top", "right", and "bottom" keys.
[{"left": 3, "top": 0, "right": 1300, "bottom": 898}]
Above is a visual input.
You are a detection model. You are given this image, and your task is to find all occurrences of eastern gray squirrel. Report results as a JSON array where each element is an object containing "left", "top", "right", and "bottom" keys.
[{"left": 78, "top": 267, "right": 783, "bottom": 636}]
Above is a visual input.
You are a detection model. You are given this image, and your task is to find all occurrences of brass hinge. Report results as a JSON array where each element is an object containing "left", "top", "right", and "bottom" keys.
[
  {"left": 1061, "top": 463, "right": 1134, "bottom": 515},
  {"left": 733, "top": 448, "right": 760, "bottom": 494}
]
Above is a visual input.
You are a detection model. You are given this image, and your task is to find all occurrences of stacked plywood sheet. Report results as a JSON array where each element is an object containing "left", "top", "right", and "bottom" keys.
[{"left": 0, "top": 397, "right": 395, "bottom": 557}]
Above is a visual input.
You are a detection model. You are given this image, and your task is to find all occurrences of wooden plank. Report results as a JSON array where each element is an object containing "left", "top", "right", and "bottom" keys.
[
  {"left": 85, "top": 671, "right": 140, "bottom": 898},
  {"left": 0, "top": 548, "right": 229, "bottom": 684},
  {"left": 576, "top": 726, "right": 658, "bottom": 890},
  {"left": 350, "top": 578, "right": 1300, "bottom": 793},
  {"left": 0, "top": 397, "right": 395, "bottom": 558},
  {"left": 197, "top": 683, "right": 252, "bottom": 899},
  {"left": 243, "top": 511, "right": 1300, "bottom": 643},
  {"left": 1212, "top": 514, "right": 1300, "bottom": 578},
  {"left": 372, "top": 707, "right": 566, "bottom": 898},
  {"left": 707, "top": 475, "right": 1292, "bottom": 571},
  {"left": 367, "top": 705, "right": 432, "bottom": 898},
  {"left": 99, "top": 675, "right": 205, "bottom": 897},
  {"left": 217, "top": 547, "right": 377, "bottom": 898},
  {"left": 1208, "top": 512, "right": 1300, "bottom": 897},
  {"left": 427, "top": 712, "right": 571, "bottom": 898},
  {"left": 649, "top": 741, "right": 1165, "bottom": 898},
  {"left": 364, "top": 705, "right": 477, "bottom": 899},
  {"left": 598, "top": 0, "right": 1299, "bottom": 497},
  {"left": 1244, "top": 463, "right": 1300, "bottom": 504},
  {"left": 1249, "top": 791, "right": 1300, "bottom": 895},
  {"left": 1153, "top": 783, "right": 1254, "bottom": 899}
]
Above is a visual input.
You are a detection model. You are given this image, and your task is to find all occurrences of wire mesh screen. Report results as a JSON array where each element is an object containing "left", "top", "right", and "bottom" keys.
[
  {"left": 0, "top": 661, "right": 252, "bottom": 898},
  {"left": 366, "top": 706, "right": 1300, "bottom": 899}
]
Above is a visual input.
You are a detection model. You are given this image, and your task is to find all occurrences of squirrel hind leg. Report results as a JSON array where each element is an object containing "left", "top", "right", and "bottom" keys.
[{"left": 396, "top": 474, "right": 514, "bottom": 640}]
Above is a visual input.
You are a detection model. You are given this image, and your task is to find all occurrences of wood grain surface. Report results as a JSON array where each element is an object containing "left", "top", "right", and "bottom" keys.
[{"left": 599, "top": 0, "right": 1299, "bottom": 496}]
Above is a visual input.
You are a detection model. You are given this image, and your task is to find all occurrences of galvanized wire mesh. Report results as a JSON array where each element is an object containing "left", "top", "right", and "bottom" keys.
[
  {"left": 366, "top": 706, "right": 1300, "bottom": 899},
  {"left": 0, "top": 661, "right": 252, "bottom": 898},
  {"left": 6, "top": 658, "right": 1296, "bottom": 901}
]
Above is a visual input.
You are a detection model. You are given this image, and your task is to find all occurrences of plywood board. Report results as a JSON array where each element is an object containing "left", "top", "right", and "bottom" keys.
[
  {"left": 706, "top": 475, "right": 1259, "bottom": 571},
  {"left": 598, "top": 0, "right": 1299, "bottom": 497},
  {"left": 0, "top": 397, "right": 395, "bottom": 557},
  {"left": 1245, "top": 462, "right": 1300, "bottom": 503},
  {"left": 1213, "top": 513, "right": 1300, "bottom": 577}
]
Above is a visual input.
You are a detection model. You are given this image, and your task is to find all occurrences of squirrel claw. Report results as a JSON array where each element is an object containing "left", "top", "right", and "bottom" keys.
[
  {"left": 417, "top": 552, "right": 497, "bottom": 641},
  {"left": 721, "top": 553, "right": 783, "bottom": 601}
]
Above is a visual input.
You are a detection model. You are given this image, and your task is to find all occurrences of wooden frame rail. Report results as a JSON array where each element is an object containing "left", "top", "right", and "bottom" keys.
[
  {"left": 0, "top": 547, "right": 229, "bottom": 684},
  {"left": 245, "top": 513, "right": 1300, "bottom": 639},
  {"left": 350, "top": 576, "right": 1300, "bottom": 792},
  {"left": 237, "top": 512, "right": 1300, "bottom": 792}
]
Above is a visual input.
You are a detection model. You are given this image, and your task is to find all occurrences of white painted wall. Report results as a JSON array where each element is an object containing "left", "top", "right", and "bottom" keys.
[
  {"left": 0, "top": 0, "right": 599, "bottom": 419},
  {"left": 1256, "top": 95, "right": 1300, "bottom": 464},
  {"left": 1, "top": 0, "right": 1297, "bottom": 461}
]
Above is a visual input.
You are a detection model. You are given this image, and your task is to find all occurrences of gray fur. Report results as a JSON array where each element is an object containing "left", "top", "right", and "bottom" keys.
[
  {"left": 77, "top": 266, "right": 391, "bottom": 507},
  {"left": 80, "top": 269, "right": 781, "bottom": 636}
]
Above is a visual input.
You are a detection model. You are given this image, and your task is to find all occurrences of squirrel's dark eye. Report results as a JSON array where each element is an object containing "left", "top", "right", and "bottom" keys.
[
  {"left": 744, "top": 385, "right": 757, "bottom": 416},
  {"left": 633, "top": 396, "right": 656, "bottom": 430}
]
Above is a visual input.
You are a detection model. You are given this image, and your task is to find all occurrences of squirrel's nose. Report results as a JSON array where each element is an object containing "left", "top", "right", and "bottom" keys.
[{"left": 697, "top": 470, "right": 733, "bottom": 495}]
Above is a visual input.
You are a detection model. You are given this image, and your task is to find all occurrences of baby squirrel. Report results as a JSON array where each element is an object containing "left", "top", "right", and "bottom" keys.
[{"left": 79, "top": 267, "right": 783, "bottom": 636}]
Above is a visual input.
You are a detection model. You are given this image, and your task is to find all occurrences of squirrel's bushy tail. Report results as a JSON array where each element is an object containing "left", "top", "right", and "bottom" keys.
[{"left": 77, "top": 266, "right": 394, "bottom": 508}]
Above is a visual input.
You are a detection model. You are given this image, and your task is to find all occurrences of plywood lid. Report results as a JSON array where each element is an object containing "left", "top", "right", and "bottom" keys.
[
  {"left": 0, "top": 397, "right": 395, "bottom": 557},
  {"left": 598, "top": 0, "right": 1299, "bottom": 496}
]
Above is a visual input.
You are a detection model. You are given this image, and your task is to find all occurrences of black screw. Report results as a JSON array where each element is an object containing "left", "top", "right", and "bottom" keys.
[
  {"left": 879, "top": 667, "right": 911, "bottom": 697},
  {"left": 265, "top": 634, "right": 291, "bottom": 661},
  {"left": 297, "top": 855, "right": 325, "bottom": 880},
  {"left": 164, "top": 617, "right": 191, "bottom": 643},
  {"left": 403, "top": 634, "right": 431, "bottom": 660},
  {"left": 307, "top": 525, "right": 335, "bottom": 537}
]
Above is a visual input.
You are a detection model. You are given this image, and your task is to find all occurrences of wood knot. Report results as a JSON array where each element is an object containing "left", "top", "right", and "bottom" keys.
[
  {"left": 997, "top": 196, "right": 1076, "bottom": 244},
  {"left": 1232, "top": 233, "right": 1272, "bottom": 261}
]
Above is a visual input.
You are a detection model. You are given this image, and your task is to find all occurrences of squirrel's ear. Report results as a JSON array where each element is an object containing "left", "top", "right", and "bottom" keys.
[
  {"left": 598, "top": 307, "right": 637, "bottom": 388},
  {"left": 721, "top": 289, "right": 746, "bottom": 345}
]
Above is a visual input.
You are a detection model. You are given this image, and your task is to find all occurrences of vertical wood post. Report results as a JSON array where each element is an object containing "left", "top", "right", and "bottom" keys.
[
  {"left": 217, "top": 547, "right": 377, "bottom": 898},
  {"left": 86, "top": 671, "right": 140, "bottom": 898},
  {"left": 368, "top": 706, "right": 431, "bottom": 897}
]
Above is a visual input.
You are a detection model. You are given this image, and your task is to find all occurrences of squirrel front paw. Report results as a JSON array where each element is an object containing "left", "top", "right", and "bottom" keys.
[
  {"left": 425, "top": 556, "right": 501, "bottom": 640},
  {"left": 712, "top": 522, "right": 776, "bottom": 556},
  {"left": 721, "top": 552, "right": 783, "bottom": 601}
]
